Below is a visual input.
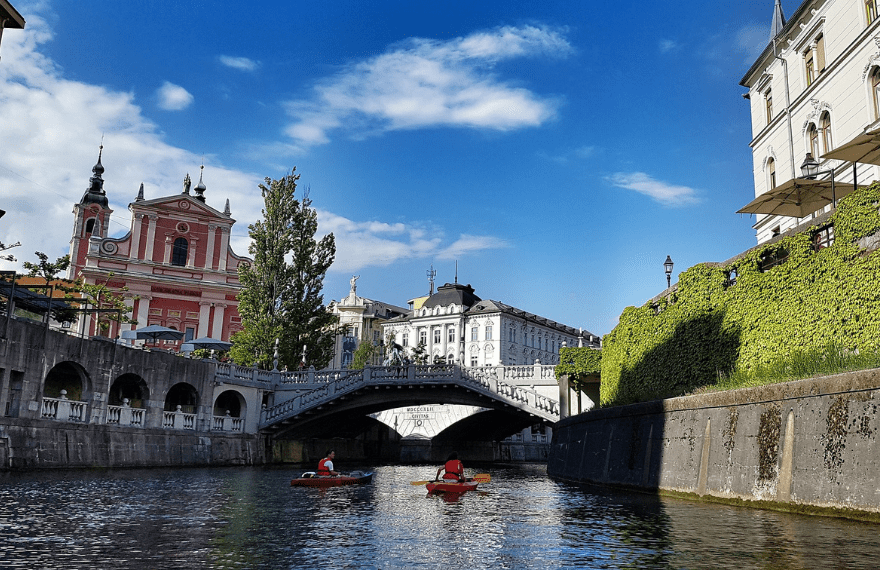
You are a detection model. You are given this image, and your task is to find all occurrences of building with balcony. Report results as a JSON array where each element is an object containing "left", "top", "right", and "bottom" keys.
[{"left": 740, "top": 0, "right": 880, "bottom": 243}]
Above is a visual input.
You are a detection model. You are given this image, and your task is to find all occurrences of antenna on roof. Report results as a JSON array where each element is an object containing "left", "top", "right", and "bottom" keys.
[
  {"left": 427, "top": 264, "right": 436, "bottom": 295},
  {"left": 454, "top": 260, "right": 458, "bottom": 284}
]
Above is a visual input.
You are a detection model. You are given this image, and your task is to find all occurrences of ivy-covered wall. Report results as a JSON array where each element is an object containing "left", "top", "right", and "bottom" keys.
[
  {"left": 556, "top": 346, "right": 601, "bottom": 390},
  {"left": 601, "top": 183, "right": 880, "bottom": 406}
]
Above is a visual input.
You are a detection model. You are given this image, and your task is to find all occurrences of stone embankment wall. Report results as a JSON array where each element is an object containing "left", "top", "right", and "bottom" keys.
[{"left": 548, "top": 369, "right": 880, "bottom": 519}]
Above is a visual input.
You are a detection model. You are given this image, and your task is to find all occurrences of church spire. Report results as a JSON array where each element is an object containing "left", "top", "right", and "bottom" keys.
[
  {"left": 194, "top": 164, "right": 207, "bottom": 202},
  {"left": 80, "top": 144, "right": 109, "bottom": 207},
  {"left": 770, "top": 0, "right": 786, "bottom": 42},
  {"left": 136, "top": 182, "right": 144, "bottom": 201},
  {"left": 223, "top": 198, "right": 231, "bottom": 216}
]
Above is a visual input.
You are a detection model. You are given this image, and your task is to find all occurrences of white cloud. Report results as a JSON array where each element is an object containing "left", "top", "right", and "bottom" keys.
[
  {"left": 0, "top": 12, "right": 508, "bottom": 277},
  {"left": 219, "top": 55, "right": 259, "bottom": 71},
  {"left": 735, "top": 24, "right": 769, "bottom": 62},
  {"left": 318, "top": 211, "right": 507, "bottom": 272},
  {"left": 659, "top": 39, "right": 680, "bottom": 53},
  {"left": 607, "top": 172, "right": 701, "bottom": 207},
  {"left": 284, "top": 25, "right": 571, "bottom": 148},
  {"left": 156, "top": 81, "right": 193, "bottom": 111}
]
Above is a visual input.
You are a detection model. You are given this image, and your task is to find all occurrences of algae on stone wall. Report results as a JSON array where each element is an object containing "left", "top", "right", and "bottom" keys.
[{"left": 600, "top": 183, "right": 880, "bottom": 406}]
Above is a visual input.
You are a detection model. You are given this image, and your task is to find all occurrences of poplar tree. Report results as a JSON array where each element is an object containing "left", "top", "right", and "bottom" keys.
[{"left": 231, "top": 170, "right": 337, "bottom": 369}]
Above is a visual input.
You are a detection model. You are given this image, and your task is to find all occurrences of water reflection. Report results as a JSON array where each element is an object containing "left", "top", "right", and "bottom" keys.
[{"left": 0, "top": 465, "right": 879, "bottom": 569}]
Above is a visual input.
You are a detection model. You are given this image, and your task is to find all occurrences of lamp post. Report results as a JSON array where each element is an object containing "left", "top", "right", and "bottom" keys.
[
  {"left": 799, "top": 152, "right": 837, "bottom": 207},
  {"left": 664, "top": 256, "right": 674, "bottom": 289}
]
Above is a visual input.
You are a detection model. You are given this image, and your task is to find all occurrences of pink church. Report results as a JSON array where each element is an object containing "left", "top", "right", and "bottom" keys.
[{"left": 67, "top": 147, "right": 252, "bottom": 348}]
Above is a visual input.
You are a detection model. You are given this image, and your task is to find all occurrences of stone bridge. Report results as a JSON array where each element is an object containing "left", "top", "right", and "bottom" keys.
[{"left": 249, "top": 363, "right": 562, "bottom": 440}]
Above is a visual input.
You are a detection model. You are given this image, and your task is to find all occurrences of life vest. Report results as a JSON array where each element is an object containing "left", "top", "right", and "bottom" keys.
[
  {"left": 443, "top": 459, "right": 464, "bottom": 480},
  {"left": 318, "top": 457, "right": 333, "bottom": 476}
]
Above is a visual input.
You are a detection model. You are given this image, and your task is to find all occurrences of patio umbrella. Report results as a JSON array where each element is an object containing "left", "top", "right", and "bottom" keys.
[
  {"left": 121, "top": 324, "right": 185, "bottom": 342},
  {"left": 736, "top": 177, "right": 856, "bottom": 218},
  {"left": 180, "top": 337, "right": 232, "bottom": 352},
  {"left": 821, "top": 126, "right": 880, "bottom": 165}
]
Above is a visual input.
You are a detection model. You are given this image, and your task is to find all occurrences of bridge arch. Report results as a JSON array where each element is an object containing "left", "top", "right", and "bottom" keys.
[
  {"left": 213, "top": 389, "right": 245, "bottom": 419},
  {"left": 43, "top": 361, "right": 90, "bottom": 401}
]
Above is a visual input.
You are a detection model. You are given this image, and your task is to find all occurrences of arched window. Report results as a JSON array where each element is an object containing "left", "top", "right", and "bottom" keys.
[
  {"left": 171, "top": 237, "right": 188, "bottom": 266},
  {"left": 767, "top": 157, "right": 777, "bottom": 189},
  {"left": 84, "top": 218, "right": 96, "bottom": 234},
  {"left": 820, "top": 112, "right": 832, "bottom": 154},
  {"left": 872, "top": 67, "right": 880, "bottom": 120},
  {"left": 807, "top": 123, "right": 820, "bottom": 158}
]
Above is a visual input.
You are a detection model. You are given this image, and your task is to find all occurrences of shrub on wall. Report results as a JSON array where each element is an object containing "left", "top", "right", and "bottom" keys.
[
  {"left": 556, "top": 347, "right": 601, "bottom": 392},
  {"left": 601, "top": 183, "right": 880, "bottom": 406}
]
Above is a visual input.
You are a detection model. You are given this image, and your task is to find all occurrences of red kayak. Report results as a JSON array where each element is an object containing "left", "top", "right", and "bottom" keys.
[
  {"left": 291, "top": 471, "right": 374, "bottom": 487},
  {"left": 426, "top": 480, "right": 479, "bottom": 494}
]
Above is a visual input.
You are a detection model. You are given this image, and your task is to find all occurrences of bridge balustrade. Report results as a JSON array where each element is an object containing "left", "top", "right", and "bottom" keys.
[
  {"left": 162, "top": 406, "right": 196, "bottom": 430},
  {"left": 212, "top": 413, "right": 244, "bottom": 432},
  {"left": 106, "top": 400, "right": 145, "bottom": 427}
]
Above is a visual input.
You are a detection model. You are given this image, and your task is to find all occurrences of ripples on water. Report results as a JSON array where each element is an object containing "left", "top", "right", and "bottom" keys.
[{"left": 0, "top": 464, "right": 878, "bottom": 569}]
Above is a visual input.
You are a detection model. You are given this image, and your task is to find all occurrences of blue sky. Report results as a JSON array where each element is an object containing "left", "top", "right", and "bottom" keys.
[{"left": 0, "top": 0, "right": 792, "bottom": 336}]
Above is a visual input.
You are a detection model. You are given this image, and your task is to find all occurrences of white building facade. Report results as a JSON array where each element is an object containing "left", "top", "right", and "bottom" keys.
[
  {"left": 382, "top": 282, "right": 599, "bottom": 366},
  {"left": 741, "top": 0, "right": 880, "bottom": 243}
]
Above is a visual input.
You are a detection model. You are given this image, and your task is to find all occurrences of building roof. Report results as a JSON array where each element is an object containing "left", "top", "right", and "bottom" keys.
[
  {"left": 79, "top": 147, "right": 109, "bottom": 208},
  {"left": 0, "top": 1, "right": 25, "bottom": 29},
  {"left": 422, "top": 282, "right": 481, "bottom": 309},
  {"left": 0, "top": 279, "right": 74, "bottom": 313},
  {"left": 740, "top": 0, "right": 815, "bottom": 87}
]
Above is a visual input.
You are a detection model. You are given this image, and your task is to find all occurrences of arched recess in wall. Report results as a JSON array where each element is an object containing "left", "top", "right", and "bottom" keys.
[
  {"left": 109, "top": 373, "right": 149, "bottom": 408},
  {"left": 213, "top": 389, "right": 245, "bottom": 419},
  {"left": 43, "top": 361, "right": 90, "bottom": 402},
  {"left": 165, "top": 382, "right": 199, "bottom": 413}
]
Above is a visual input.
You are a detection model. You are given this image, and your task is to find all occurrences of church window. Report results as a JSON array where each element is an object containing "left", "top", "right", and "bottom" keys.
[
  {"left": 84, "top": 218, "right": 96, "bottom": 234},
  {"left": 171, "top": 237, "right": 188, "bottom": 266}
]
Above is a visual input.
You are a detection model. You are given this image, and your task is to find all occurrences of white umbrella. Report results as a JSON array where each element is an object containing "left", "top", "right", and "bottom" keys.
[{"left": 121, "top": 324, "right": 185, "bottom": 342}]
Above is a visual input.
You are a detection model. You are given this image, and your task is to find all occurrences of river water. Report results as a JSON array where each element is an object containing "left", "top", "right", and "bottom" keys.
[{"left": 0, "top": 463, "right": 877, "bottom": 569}]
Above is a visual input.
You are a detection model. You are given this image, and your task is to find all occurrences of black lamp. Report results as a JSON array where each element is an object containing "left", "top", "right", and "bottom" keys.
[
  {"left": 664, "top": 256, "right": 674, "bottom": 288},
  {"left": 800, "top": 153, "right": 820, "bottom": 179}
]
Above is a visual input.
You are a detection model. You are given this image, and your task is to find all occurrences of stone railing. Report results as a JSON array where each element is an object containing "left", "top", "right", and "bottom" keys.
[
  {"left": 262, "top": 363, "right": 559, "bottom": 426},
  {"left": 106, "top": 400, "right": 145, "bottom": 427},
  {"left": 212, "top": 413, "right": 244, "bottom": 432},
  {"left": 40, "top": 391, "right": 86, "bottom": 422},
  {"left": 162, "top": 406, "right": 196, "bottom": 430}
]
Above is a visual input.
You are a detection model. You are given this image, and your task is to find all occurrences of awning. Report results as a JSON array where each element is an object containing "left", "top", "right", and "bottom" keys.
[
  {"left": 736, "top": 177, "right": 855, "bottom": 217},
  {"left": 821, "top": 126, "right": 880, "bottom": 165}
]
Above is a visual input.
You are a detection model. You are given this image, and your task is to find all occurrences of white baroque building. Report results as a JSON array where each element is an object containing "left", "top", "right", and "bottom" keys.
[
  {"left": 382, "top": 282, "right": 600, "bottom": 366},
  {"left": 741, "top": 0, "right": 880, "bottom": 243}
]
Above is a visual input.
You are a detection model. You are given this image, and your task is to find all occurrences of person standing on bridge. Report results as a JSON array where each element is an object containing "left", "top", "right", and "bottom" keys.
[
  {"left": 318, "top": 450, "right": 339, "bottom": 477},
  {"left": 435, "top": 452, "right": 465, "bottom": 482}
]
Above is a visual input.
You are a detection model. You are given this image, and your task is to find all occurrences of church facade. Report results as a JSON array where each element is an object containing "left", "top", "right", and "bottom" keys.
[
  {"left": 67, "top": 148, "right": 251, "bottom": 348},
  {"left": 741, "top": 0, "right": 880, "bottom": 243}
]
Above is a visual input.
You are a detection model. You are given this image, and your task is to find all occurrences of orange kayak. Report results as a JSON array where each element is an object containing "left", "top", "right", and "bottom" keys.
[
  {"left": 291, "top": 471, "right": 374, "bottom": 487},
  {"left": 426, "top": 480, "right": 479, "bottom": 493}
]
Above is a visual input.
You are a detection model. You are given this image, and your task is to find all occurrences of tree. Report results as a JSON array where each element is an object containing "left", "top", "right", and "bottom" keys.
[
  {"left": 71, "top": 273, "right": 137, "bottom": 335},
  {"left": 23, "top": 252, "right": 70, "bottom": 286},
  {"left": 350, "top": 340, "right": 376, "bottom": 369},
  {"left": 231, "top": 170, "right": 337, "bottom": 369},
  {"left": 411, "top": 340, "right": 428, "bottom": 365}
]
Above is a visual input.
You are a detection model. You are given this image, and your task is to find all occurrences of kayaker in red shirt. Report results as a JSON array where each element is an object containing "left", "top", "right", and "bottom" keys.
[
  {"left": 435, "top": 452, "right": 465, "bottom": 482},
  {"left": 318, "top": 450, "right": 339, "bottom": 477}
]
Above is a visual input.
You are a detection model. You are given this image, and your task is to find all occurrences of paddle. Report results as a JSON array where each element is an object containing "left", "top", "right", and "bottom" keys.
[{"left": 410, "top": 473, "right": 491, "bottom": 485}]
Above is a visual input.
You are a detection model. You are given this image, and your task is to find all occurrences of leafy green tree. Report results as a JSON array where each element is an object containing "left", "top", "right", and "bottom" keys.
[
  {"left": 72, "top": 273, "right": 137, "bottom": 334},
  {"left": 350, "top": 340, "right": 376, "bottom": 369},
  {"left": 231, "top": 170, "right": 337, "bottom": 369},
  {"left": 23, "top": 252, "right": 70, "bottom": 286},
  {"left": 411, "top": 340, "right": 428, "bottom": 365}
]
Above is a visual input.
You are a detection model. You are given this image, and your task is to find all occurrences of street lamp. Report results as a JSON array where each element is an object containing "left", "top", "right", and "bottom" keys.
[
  {"left": 800, "top": 152, "right": 839, "bottom": 207},
  {"left": 664, "top": 256, "right": 674, "bottom": 289}
]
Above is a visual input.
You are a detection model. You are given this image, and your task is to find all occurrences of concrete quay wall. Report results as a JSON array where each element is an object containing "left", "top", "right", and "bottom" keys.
[{"left": 548, "top": 369, "right": 880, "bottom": 517}]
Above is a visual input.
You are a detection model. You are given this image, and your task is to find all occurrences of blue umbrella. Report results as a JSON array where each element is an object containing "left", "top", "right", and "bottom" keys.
[{"left": 121, "top": 324, "right": 185, "bottom": 341}]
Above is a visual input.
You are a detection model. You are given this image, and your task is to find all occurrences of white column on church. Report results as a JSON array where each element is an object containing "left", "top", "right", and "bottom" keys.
[
  {"left": 211, "top": 303, "right": 226, "bottom": 339},
  {"left": 129, "top": 214, "right": 143, "bottom": 259},
  {"left": 204, "top": 224, "right": 217, "bottom": 270},
  {"left": 186, "top": 237, "right": 198, "bottom": 268},
  {"left": 198, "top": 301, "right": 212, "bottom": 338},
  {"left": 120, "top": 295, "right": 136, "bottom": 335},
  {"left": 218, "top": 227, "right": 229, "bottom": 271},
  {"left": 163, "top": 235, "right": 173, "bottom": 264},
  {"left": 144, "top": 214, "right": 158, "bottom": 262}
]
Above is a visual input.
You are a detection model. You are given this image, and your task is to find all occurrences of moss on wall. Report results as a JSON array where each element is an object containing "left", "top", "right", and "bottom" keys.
[{"left": 601, "top": 183, "right": 880, "bottom": 406}]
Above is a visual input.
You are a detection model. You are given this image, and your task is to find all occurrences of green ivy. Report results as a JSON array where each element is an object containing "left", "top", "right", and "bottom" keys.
[
  {"left": 600, "top": 183, "right": 880, "bottom": 406},
  {"left": 556, "top": 347, "right": 601, "bottom": 392}
]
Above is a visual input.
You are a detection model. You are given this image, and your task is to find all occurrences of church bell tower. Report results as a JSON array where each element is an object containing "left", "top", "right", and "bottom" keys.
[{"left": 68, "top": 145, "right": 114, "bottom": 279}]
